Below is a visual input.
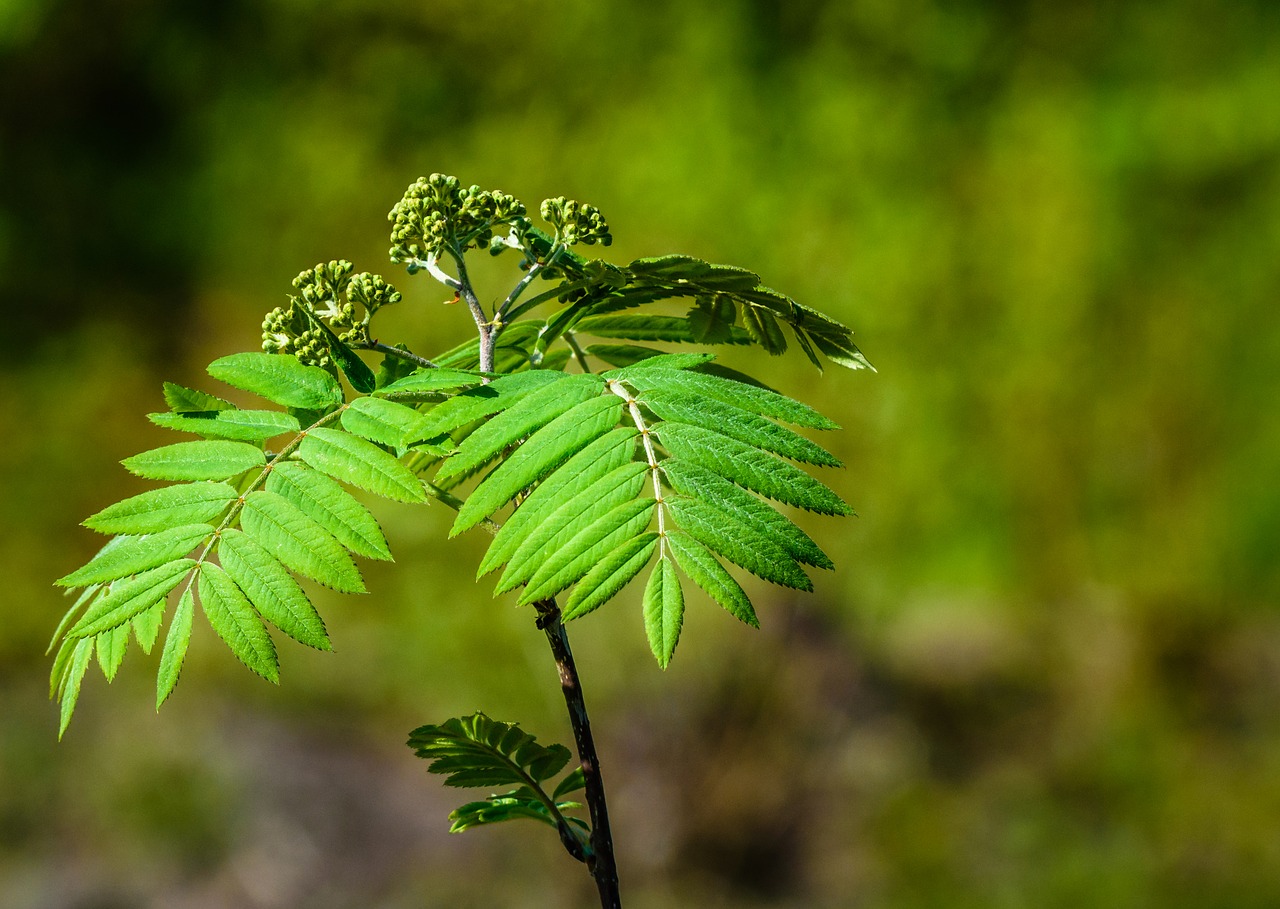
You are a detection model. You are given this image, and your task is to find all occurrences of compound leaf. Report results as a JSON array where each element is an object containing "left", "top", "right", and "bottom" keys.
[
  {"left": 207, "top": 352, "right": 342, "bottom": 410},
  {"left": 407, "top": 713, "right": 572, "bottom": 789},
  {"left": 197, "top": 562, "right": 279, "bottom": 683}
]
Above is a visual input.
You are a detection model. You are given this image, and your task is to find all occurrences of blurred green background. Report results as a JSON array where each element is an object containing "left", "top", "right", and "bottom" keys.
[{"left": 2, "top": 1, "right": 1279, "bottom": 906}]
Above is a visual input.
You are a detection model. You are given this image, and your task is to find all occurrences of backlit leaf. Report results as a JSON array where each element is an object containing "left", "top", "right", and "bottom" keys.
[
  {"left": 83, "top": 482, "right": 237, "bottom": 535},
  {"left": 218, "top": 529, "right": 330, "bottom": 650},
  {"left": 266, "top": 461, "right": 391, "bottom": 561},
  {"left": 197, "top": 563, "right": 279, "bottom": 683},
  {"left": 68, "top": 559, "right": 195, "bottom": 639},
  {"left": 122, "top": 440, "right": 266, "bottom": 481},
  {"left": 57, "top": 524, "right": 211, "bottom": 587},
  {"left": 148, "top": 409, "right": 300, "bottom": 443},
  {"left": 642, "top": 556, "right": 684, "bottom": 668},
  {"left": 240, "top": 491, "right": 366, "bottom": 593},
  {"left": 562, "top": 533, "right": 658, "bottom": 621},
  {"left": 666, "top": 531, "right": 758, "bottom": 627},
  {"left": 156, "top": 587, "right": 194, "bottom": 710},
  {"left": 207, "top": 352, "right": 342, "bottom": 410},
  {"left": 298, "top": 427, "right": 427, "bottom": 504}
]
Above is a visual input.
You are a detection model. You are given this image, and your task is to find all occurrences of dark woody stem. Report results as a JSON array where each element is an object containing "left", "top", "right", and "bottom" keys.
[{"left": 534, "top": 598, "right": 622, "bottom": 909}]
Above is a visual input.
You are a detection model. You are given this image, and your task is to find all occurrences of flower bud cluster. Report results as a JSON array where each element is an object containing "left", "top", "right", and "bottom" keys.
[
  {"left": 262, "top": 260, "right": 401, "bottom": 367},
  {"left": 540, "top": 197, "right": 612, "bottom": 247},
  {"left": 388, "top": 174, "right": 528, "bottom": 263}
]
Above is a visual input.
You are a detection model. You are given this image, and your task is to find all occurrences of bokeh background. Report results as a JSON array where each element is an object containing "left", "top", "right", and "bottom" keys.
[{"left": 2, "top": 1, "right": 1279, "bottom": 907}]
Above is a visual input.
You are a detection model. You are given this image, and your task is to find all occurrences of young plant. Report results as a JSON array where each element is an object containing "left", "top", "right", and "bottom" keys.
[{"left": 50, "top": 174, "right": 871, "bottom": 907}]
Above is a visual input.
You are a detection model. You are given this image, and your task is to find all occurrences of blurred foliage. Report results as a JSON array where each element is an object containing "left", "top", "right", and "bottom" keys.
[{"left": 2, "top": 0, "right": 1279, "bottom": 907}]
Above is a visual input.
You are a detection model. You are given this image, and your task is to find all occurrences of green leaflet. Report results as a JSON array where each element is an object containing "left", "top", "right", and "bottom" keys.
[
  {"left": 740, "top": 303, "right": 788, "bottom": 355},
  {"left": 621, "top": 366, "right": 837, "bottom": 429},
  {"left": 57, "top": 524, "right": 211, "bottom": 587},
  {"left": 156, "top": 586, "right": 194, "bottom": 710},
  {"left": 148, "top": 409, "right": 300, "bottom": 443},
  {"left": 132, "top": 601, "right": 165, "bottom": 653},
  {"left": 163, "top": 382, "right": 234, "bottom": 413},
  {"left": 240, "top": 491, "right": 366, "bottom": 593},
  {"left": 207, "top": 352, "right": 343, "bottom": 410},
  {"left": 477, "top": 427, "right": 639, "bottom": 578},
  {"left": 198, "top": 563, "right": 280, "bottom": 684},
  {"left": 640, "top": 386, "right": 841, "bottom": 467},
  {"left": 58, "top": 638, "right": 93, "bottom": 739},
  {"left": 660, "top": 459, "right": 833, "bottom": 570},
  {"left": 436, "top": 374, "right": 605, "bottom": 487},
  {"left": 122, "top": 440, "right": 267, "bottom": 481},
  {"left": 218, "top": 529, "right": 330, "bottom": 650},
  {"left": 83, "top": 482, "right": 238, "bottom": 535},
  {"left": 452, "top": 393, "right": 624, "bottom": 536},
  {"left": 495, "top": 461, "right": 649, "bottom": 595},
  {"left": 340, "top": 396, "right": 429, "bottom": 451},
  {"left": 519, "top": 498, "right": 656, "bottom": 605},
  {"left": 298, "top": 427, "right": 427, "bottom": 504},
  {"left": 448, "top": 796, "right": 585, "bottom": 835},
  {"left": 407, "top": 713, "right": 573, "bottom": 789},
  {"left": 654, "top": 422, "right": 851, "bottom": 516},
  {"left": 562, "top": 533, "right": 659, "bottom": 621},
  {"left": 643, "top": 556, "right": 685, "bottom": 668},
  {"left": 575, "top": 313, "right": 749, "bottom": 345},
  {"left": 665, "top": 497, "right": 812, "bottom": 591},
  {"left": 95, "top": 622, "right": 130, "bottom": 682},
  {"left": 266, "top": 461, "right": 391, "bottom": 561},
  {"left": 414, "top": 370, "right": 563, "bottom": 440},
  {"left": 665, "top": 530, "right": 758, "bottom": 628},
  {"left": 373, "top": 367, "right": 485, "bottom": 400},
  {"left": 68, "top": 559, "right": 195, "bottom": 639}
]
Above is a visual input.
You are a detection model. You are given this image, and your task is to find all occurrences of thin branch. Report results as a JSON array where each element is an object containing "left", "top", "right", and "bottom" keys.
[
  {"left": 534, "top": 599, "right": 622, "bottom": 909},
  {"left": 564, "top": 331, "right": 593, "bottom": 374}
]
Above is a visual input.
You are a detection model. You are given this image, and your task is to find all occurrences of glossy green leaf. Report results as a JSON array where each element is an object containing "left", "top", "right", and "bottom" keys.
[
  {"left": 148, "top": 409, "right": 300, "bottom": 443},
  {"left": 666, "top": 497, "right": 812, "bottom": 591},
  {"left": 666, "top": 530, "right": 758, "bottom": 627},
  {"left": 163, "top": 382, "right": 234, "bottom": 413},
  {"left": 58, "top": 638, "right": 93, "bottom": 739},
  {"left": 621, "top": 366, "right": 838, "bottom": 429},
  {"left": 655, "top": 422, "right": 851, "bottom": 515},
  {"left": 207, "top": 352, "right": 342, "bottom": 410},
  {"left": 240, "top": 491, "right": 366, "bottom": 593},
  {"left": 641, "top": 386, "right": 841, "bottom": 467},
  {"left": 218, "top": 529, "right": 330, "bottom": 650},
  {"left": 408, "top": 713, "right": 573, "bottom": 789},
  {"left": 520, "top": 498, "right": 656, "bottom": 604},
  {"left": 83, "top": 482, "right": 238, "bottom": 535},
  {"left": 477, "top": 427, "right": 639, "bottom": 578},
  {"left": 562, "top": 533, "right": 659, "bottom": 621},
  {"left": 156, "top": 587, "right": 194, "bottom": 710},
  {"left": 303, "top": 310, "right": 377, "bottom": 393},
  {"left": 436, "top": 374, "right": 605, "bottom": 486},
  {"left": 661, "top": 459, "right": 833, "bottom": 569},
  {"left": 643, "top": 556, "right": 685, "bottom": 668},
  {"left": 265, "top": 461, "right": 391, "bottom": 561},
  {"left": 197, "top": 563, "right": 279, "bottom": 683},
  {"left": 453, "top": 393, "right": 624, "bottom": 536},
  {"left": 298, "top": 427, "right": 427, "bottom": 504},
  {"left": 741, "top": 304, "right": 788, "bottom": 355},
  {"left": 374, "top": 367, "right": 486, "bottom": 400},
  {"left": 495, "top": 461, "right": 649, "bottom": 594},
  {"left": 95, "top": 622, "right": 130, "bottom": 682},
  {"left": 57, "top": 524, "right": 211, "bottom": 587},
  {"left": 122, "top": 440, "right": 266, "bottom": 481},
  {"left": 132, "top": 601, "right": 165, "bottom": 653},
  {"left": 68, "top": 559, "right": 195, "bottom": 639},
  {"left": 414, "top": 370, "right": 563, "bottom": 439},
  {"left": 340, "top": 396, "right": 428, "bottom": 450}
]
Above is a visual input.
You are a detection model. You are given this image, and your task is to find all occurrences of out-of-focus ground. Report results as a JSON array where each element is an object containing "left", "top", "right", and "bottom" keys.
[{"left": 2, "top": 2, "right": 1278, "bottom": 907}]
